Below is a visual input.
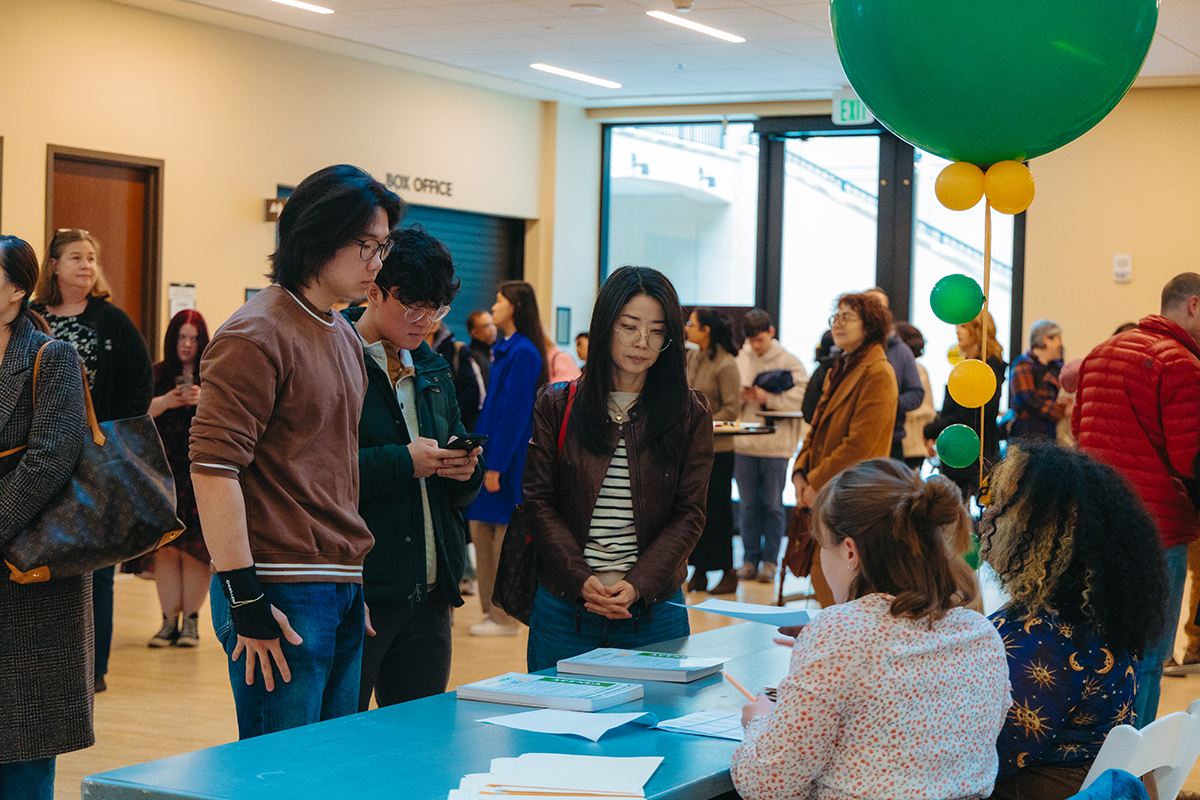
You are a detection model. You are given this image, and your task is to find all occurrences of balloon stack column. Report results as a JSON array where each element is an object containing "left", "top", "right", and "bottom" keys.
[{"left": 828, "top": 0, "right": 1158, "bottom": 484}]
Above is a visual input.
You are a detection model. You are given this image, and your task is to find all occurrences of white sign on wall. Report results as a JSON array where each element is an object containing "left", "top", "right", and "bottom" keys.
[
  {"left": 168, "top": 283, "right": 196, "bottom": 318},
  {"left": 832, "top": 88, "right": 874, "bottom": 126}
]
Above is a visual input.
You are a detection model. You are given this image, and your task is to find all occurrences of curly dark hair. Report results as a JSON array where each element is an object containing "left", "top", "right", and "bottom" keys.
[
  {"left": 980, "top": 441, "right": 1167, "bottom": 656},
  {"left": 375, "top": 225, "right": 460, "bottom": 308}
]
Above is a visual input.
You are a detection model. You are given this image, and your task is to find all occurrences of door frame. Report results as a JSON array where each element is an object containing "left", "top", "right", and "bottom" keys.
[{"left": 45, "top": 144, "right": 165, "bottom": 347}]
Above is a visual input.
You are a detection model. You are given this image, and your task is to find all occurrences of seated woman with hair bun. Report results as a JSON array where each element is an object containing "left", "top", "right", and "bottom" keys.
[
  {"left": 983, "top": 441, "right": 1168, "bottom": 800},
  {"left": 732, "top": 459, "right": 1011, "bottom": 800}
]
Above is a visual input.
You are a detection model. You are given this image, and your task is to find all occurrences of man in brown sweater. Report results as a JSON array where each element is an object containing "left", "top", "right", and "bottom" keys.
[{"left": 190, "top": 165, "right": 404, "bottom": 739}]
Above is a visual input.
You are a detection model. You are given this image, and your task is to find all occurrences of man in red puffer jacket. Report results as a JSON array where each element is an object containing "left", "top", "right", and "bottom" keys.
[{"left": 1073, "top": 272, "right": 1200, "bottom": 728}]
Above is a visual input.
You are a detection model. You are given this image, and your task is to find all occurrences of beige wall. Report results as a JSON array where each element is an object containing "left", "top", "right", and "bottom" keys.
[
  {"left": 0, "top": 0, "right": 605, "bottom": 345},
  {"left": 1026, "top": 86, "right": 1200, "bottom": 359}
]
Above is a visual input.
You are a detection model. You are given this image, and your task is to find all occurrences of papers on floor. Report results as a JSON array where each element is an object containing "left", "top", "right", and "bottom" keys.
[
  {"left": 480, "top": 709, "right": 658, "bottom": 741},
  {"left": 450, "top": 753, "right": 663, "bottom": 799},
  {"left": 656, "top": 708, "right": 744, "bottom": 741},
  {"left": 457, "top": 673, "right": 643, "bottom": 711},
  {"left": 676, "top": 598, "right": 820, "bottom": 627},
  {"left": 557, "top": 647, "right": 725, "bottom": 683}
]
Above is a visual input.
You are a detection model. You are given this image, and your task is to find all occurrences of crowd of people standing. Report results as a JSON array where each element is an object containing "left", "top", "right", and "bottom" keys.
[{"left": 4, "top": 160, "right": 1200, "bottom": 800}]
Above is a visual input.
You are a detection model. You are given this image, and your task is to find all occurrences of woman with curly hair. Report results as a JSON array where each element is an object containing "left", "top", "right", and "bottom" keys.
[
  {"left": 733, "top": 459, "right": 1010, "bottom": 800},
  {"left": 983, "top": 441, "right": 1168, "bottom": 800}
]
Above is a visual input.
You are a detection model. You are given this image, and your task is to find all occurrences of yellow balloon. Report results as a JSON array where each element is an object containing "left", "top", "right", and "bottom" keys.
[
  {"left": 947, "top": 358, "right": 997, "bottom": 408},
  {"left": 984, "top": 160, "right": 1035, "bottom": 214},
  {"left": 935, "top": 162, "right": 985, "bottom": 211},
  {"left": 947, "top": 344, "right": 964, "bottom": 366}
]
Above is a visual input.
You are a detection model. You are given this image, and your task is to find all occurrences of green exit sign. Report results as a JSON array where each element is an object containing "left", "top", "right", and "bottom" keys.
[{"left": 832, "top": 90, "right": 875, "bottom": 126}]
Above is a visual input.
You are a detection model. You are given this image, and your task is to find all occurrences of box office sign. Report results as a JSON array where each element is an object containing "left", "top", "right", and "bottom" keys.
[{"left": 387, "top": 173, "right": 453, "bottom": 198}]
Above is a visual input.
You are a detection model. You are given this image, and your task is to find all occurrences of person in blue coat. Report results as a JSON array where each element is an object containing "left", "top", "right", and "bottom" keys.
[{"left": 466, "top": 280, "right": 548, "bottom": 636}]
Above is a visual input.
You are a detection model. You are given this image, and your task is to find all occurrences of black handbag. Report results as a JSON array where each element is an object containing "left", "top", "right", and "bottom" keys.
[
  {"left": 753, "top": 369, "right": 795, "bottom": 394},
  {"left": 0, "top": 343, "right": 183, "bottom": 584},
  {"left": 492, "top": 381, "right": 577, "bottom": 625}
]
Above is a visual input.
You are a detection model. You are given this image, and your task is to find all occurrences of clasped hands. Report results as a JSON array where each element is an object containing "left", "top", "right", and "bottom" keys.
[{"left": 581, "top": 575, "right": 639, "bottom": 620}]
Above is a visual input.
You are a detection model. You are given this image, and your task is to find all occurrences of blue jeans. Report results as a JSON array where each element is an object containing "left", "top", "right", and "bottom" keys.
[
  {"left": 527, "top": 587, "right": 689, "bottom": 672},
  {"left": 1135, "top": 543, "right": 1189, "bottom": 728},
  {"left": 0, "top": 756, "right": 55, "bottom": 800},
  {"left": 734, "top": 455, "right": 789, "bottom": 568},
  {"left": 210, "top": 577, "right": 365, "bottom": 739}
]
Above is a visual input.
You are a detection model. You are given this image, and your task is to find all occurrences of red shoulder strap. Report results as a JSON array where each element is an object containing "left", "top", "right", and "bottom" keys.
[{"left": 557, "top": 381, "right": 577, "bottom": 456}]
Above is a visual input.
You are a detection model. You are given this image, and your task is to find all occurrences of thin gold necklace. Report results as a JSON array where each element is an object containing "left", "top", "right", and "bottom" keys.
[{"left": 608, "top": 393, "right": 637, "bottom": 422}]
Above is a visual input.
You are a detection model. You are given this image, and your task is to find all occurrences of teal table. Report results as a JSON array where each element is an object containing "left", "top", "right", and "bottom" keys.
[{"left": 82, "top": 622, "right": 788, "bottom": 800}]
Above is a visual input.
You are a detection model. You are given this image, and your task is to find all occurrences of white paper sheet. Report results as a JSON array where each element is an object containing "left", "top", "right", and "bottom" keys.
[
  {"left": 479, "top": 709, "right": 658, "bottom": 741},
  {"left": 674, "top": 598, "right": 819, "bottom": 627},
  {"left": 491, "top": 753, "right": 663, "bottom": 794},
  {"left": 656, "top": 708, "right": 744, "bottom": 741}
]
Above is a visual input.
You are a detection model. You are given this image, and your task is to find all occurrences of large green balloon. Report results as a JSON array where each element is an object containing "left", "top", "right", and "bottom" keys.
[
  {"left": 930, "top": 274, "right": 984, "bottom": 325},
  {"left": 830, "top": 0, "right": 1157, "bottom": 165},
  {"left": 937, "top": 424, "right": 981, "bottom": 469}
]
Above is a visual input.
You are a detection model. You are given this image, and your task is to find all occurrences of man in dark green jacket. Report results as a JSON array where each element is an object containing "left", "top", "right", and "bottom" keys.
[{"left": 342, "top": 226, "right": 485, "bottom": 710}]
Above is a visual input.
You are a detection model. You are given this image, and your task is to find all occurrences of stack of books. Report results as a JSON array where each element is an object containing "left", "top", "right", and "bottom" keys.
[
  {"left": 456, "top": 673, "right": 642, "bottom": 711},
  {"left": 557, "top": 648, "right": 725, "bottom": 683}
]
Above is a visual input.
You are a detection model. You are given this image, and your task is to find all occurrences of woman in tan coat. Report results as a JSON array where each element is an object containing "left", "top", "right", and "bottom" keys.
[
  {"left": 685, "top": 308, "right": 742, "bottom": 594},
  {"left": 792, "top": 292, "right": 898, "bottom": 605}
]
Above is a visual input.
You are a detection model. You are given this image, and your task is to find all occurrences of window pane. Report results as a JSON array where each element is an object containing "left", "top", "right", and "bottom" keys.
[
  {"left": 605, "top": 123, "right": 758, "bottom": 305},
  {"left": 777, "top": 135, "right": 880, "bottom": 372},
  {"left": 910, "top": 150, "right": 1014, "bottom": 412}
]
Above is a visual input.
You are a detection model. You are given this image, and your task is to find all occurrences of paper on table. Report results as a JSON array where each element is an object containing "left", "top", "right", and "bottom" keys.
[
  {"left": 674, "top": 598, "right": 819, "bottom": 627},
  {"left": 656, "top": 708, "right": 744, "bottom": 741},
  {"left": 480, "top": 709, "right": 658, "bottom": 741},
  {"left": 492, "top": 753, "right": 663, "bottom": 795}
]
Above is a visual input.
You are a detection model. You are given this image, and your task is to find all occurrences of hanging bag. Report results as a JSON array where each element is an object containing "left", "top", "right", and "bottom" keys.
[
  {"left": 0, "top": 342, "right": 183, "bottom": 583},
  {"left": 492, "top": 381, "right": 577, "bottom": 625}
]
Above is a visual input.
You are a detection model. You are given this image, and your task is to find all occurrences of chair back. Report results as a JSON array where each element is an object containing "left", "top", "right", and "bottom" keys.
[{"left": 1081, "top": 699, "right": 1200, "bottom": 800}]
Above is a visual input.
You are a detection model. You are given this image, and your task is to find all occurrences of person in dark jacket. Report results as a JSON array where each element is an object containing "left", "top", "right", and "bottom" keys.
[
  {"left": 456, "top": 310, "right": 496, "bottom": 432},
  {"left": 866, "top": 289, "right": 925, "bottom": 459},
  {"left": 1009, "top": 319, "right": 1069, "bottom": 441},
  {"left": 344, "top": 228, "right": 484, "bottom": 709},
  {"left": 30, "top": 228, "right": 152, "bottom": 694},
  {"left": 523, "top": 266, "right": 714, "bottom": 671},
  {"left": 0, "top": 236, "right": 92, "bottom": 799}
]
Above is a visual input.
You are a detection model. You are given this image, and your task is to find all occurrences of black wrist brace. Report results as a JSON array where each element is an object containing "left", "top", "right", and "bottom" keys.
[{"left": 217, "top": 567, "right": 283, "bottom": 640}]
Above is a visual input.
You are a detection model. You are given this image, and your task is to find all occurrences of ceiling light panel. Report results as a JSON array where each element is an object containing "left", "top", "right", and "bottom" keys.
[
  {"left": 267, "top": 0, "right": 334, "bottom": 14},
  {"left": 530, "top": 63, "right": 622, "bottom": 88},
  {"left": 646, "top": 11, "right": 746, "bottom": 43}
]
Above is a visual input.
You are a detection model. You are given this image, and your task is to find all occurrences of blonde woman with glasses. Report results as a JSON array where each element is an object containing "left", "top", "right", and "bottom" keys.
[{"left": 31, "top": 228, "right": 153, "bottom": 693}]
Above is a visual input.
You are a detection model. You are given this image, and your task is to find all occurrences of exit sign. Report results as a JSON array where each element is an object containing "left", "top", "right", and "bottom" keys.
[{"left": 832, "top": 89, "right": 874, "bottom": 126}]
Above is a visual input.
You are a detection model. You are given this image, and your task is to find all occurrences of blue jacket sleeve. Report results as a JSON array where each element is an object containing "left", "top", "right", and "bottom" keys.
[
  {"left": 891, "top": 341, "right": 925, "bottom": 415},
  {"left": 481, "top": 344, "right": 541, "bottom": 475}
]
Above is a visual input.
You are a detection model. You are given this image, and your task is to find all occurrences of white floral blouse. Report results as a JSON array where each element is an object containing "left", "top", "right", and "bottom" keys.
[{"left": 731, "top": 593, "right": 1012, "bottom": 800}]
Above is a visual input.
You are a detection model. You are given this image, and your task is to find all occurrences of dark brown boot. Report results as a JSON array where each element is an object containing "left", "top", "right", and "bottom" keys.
[
  {"left": 709, "top": 570, "right": 738, "bottom": 595},
  {"left": 687, "top": 571, "right": 708, "bottom": 592}
]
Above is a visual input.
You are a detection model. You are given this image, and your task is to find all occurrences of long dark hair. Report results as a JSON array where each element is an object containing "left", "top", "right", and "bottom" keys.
[
  {"left": 693, "top": 307, "right": 736, "bottom": 359},
  {"left": 0, "top": 236, "right": 40, "bottom": 332},
  {"left": 980, "top": 441, "right": 1167, "bottom": 655},
  {"left": 154, "top": 309, "right": 210, "bottom": 387},
  {"left": 575, "top": 266, "right": 689, "bottom": 466},
  {"left": 498, "top": 280, "right": 549, "bottom": 386},
  {"left": 813, "top": 458, "right": 975, "bottom": 622}
]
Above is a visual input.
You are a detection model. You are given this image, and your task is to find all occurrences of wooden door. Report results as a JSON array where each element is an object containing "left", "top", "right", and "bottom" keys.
[{"left": 46, "top": 146, "right": 163, "bottom": 347}]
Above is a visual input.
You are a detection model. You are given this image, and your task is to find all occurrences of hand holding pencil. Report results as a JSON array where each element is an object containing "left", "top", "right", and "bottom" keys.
[{"left": 726, "top": 673, "right": 776, "bottom": 726}]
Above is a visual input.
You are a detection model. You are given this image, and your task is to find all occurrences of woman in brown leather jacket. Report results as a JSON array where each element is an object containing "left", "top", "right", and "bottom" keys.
[{"left": 523, "top": 266, "right": 714, "bottom": 671}]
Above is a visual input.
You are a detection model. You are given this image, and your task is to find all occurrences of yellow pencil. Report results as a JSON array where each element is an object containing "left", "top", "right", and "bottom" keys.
[{"left": 724, "top": 672, "right": 756, "bottom": 701}]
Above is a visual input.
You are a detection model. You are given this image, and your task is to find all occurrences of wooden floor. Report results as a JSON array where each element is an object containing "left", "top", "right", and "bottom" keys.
[{"left": 54, "top": 569, "right": 1200, "bottom": 799}]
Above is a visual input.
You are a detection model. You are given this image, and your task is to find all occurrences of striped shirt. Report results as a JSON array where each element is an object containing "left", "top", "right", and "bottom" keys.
[{"left": 584, "top": 436, "right": 638, "bottom": 574}]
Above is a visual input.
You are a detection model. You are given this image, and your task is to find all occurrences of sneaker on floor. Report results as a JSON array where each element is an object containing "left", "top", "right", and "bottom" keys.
[
  {"left": 175, "top": 614, "right": 200, "bottom": 648},
  {"left": 470, "top": 620, "right": 520, "bottom": 637},
  {"left": 459, "top": 579, "right": 478, "bottom": 596},
  {"left": 735, "top": 563, "right": 758, "bottom": 580},
  {"left": 757, "top": 563, "right": 777, "bottom": 583},
  {"left": 148, "top": 615, "right": 179, "bottom": 648}
]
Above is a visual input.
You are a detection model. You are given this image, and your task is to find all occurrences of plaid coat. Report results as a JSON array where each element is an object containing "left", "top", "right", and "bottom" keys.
[{"left": 0, "top": 316, "right": 94, "bottom": 761}]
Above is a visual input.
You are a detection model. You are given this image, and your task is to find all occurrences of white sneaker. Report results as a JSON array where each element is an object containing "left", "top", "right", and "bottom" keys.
[{"left": 469, "top": 620, "right": 520, "bottom": 637}]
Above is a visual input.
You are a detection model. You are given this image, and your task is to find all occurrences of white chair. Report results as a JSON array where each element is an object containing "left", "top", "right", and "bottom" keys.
[{"left": 1081, "top": 699, "right": 1200, "bottom": 800}]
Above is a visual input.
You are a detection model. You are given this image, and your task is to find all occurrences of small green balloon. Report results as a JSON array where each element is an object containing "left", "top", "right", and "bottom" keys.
[
  {"left": 930, "top": 275, "right": 984, "bottom": 325},
  {"left": 937, "top": 424, "right": 981, "bottom": 469},
  {"left": 830, "top": 0, "right": 1157, "bottom": 165}
]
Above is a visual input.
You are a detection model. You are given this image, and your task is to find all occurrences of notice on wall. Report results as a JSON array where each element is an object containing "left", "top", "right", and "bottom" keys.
[{"left": 168, "top": 283, "right": 196, "bottom": 318}]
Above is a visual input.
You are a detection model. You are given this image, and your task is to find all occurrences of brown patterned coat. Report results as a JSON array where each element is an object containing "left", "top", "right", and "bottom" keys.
[{"left": 0, "top": 317, "right": 94, "bottom": 762}]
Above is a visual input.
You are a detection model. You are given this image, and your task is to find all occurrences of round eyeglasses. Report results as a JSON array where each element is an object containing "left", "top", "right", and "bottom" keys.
[
  {"left": 828, "top": 312, "right": 861, "bottom": 326},
  {"left": 613, "top": 325, "right": 670, "bottom": 352},
  {"left": 354, "top": 238, "right": 394, "bottom": 262},
  {"left": 397, "top": 300, "right": 451, "bottom": 324}
]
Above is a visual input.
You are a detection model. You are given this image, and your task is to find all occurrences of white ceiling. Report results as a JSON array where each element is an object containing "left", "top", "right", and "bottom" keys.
[{"left": 169, "top": 0, "right": 1200, "bottom": 107}]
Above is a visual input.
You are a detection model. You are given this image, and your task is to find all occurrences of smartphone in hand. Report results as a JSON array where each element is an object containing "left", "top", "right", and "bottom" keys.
[{"left": 444, "top": 434, "right": 488, "bottom": 451}]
